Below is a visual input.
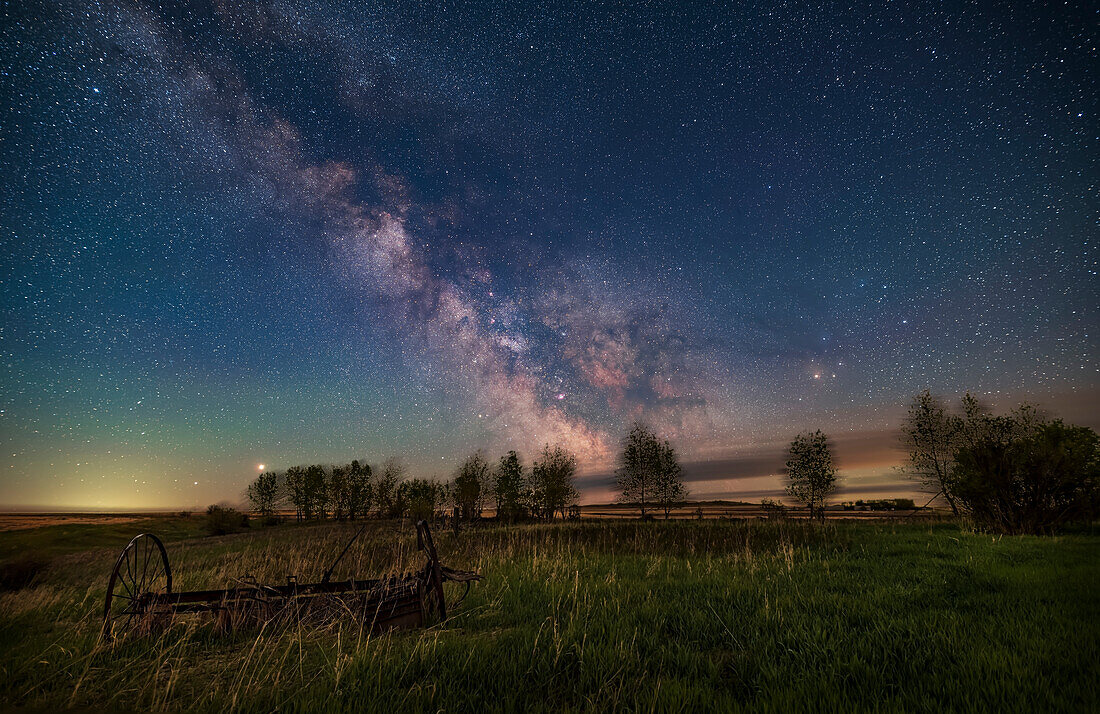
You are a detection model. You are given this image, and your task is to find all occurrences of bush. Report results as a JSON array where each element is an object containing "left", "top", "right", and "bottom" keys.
[
  {"left": 760, "top": 498, "right": 788, "bottom": 520},
  {"left": 849, "top": 499, "right": 917, "bottom": 512},
  {"left": 205, "top": 505, "right": 249, "bottom": 536},
  {"left": 954, "top": 420, "right": 1099, "bottom": 534}
]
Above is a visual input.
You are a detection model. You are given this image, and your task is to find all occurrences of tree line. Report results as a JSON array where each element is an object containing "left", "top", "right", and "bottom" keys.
[
  {"left": 245, "top": 394, "right": 1097, "bottom": 535},
  {"left": 246, "top": 423, "right": 695, "bottom": 524},
  {"left": 246, "top": 445, "right": 585, "bottom": 523}
]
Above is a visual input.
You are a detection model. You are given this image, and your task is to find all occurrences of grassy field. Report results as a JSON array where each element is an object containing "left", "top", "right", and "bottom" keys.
[{"left": 0, "top": 517, "right": 1097, "bottom": 712}]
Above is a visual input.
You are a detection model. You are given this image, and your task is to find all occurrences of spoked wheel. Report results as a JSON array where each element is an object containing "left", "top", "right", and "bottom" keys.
[{"left": 102, "top": 533, "right": 172, "bottom": 641}]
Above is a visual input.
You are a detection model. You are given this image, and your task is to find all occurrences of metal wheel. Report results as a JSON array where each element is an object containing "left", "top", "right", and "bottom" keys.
[{"left": 102, "top": 533, "right": 172, "bottom": 641}]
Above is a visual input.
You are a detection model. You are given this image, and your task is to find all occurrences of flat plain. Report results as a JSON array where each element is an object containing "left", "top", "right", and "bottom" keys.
[{"left": 1, "top": 516, "right": 1097, "bottom": 712}]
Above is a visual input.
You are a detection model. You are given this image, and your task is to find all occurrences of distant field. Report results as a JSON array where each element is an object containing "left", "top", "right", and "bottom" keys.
[
  {"left": 0, "top": 514, "right": 150, "bottom": 533},
  {"left": 0, "top": 515, "right": 207, "bottom": 563},
  {"left": 1, "top": 518, "right": 1096, "bottom": 712},
  {"left": 0, "top": 502, "right": 936, "bottom": 534},
  {"left": 578, "top": 502, "right": 937, "bottom": 520}
]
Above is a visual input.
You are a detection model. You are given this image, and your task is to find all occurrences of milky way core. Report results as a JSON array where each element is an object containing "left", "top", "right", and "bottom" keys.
[{"left": 1, "top": 2, "right": 1095, "bottom": 508}]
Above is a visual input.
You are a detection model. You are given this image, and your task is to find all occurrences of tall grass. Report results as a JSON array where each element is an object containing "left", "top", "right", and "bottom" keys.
[{"left": 1, "top": 520, "right": 1097, "bottom": 712}]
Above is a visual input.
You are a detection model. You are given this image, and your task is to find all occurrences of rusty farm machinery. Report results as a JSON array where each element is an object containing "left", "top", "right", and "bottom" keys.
[{"left": 101, "top": 520, "right": 480, "bottom": 641}]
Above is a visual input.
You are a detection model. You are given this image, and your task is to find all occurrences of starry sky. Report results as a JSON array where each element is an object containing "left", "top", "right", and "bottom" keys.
[{"left": 1, "top": 1, "right": 1096, "bottom": 509}]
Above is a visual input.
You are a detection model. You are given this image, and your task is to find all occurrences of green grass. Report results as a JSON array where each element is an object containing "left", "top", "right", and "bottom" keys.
[{"left": 1, "top": 519, "right": 1097, "bottom": 712}]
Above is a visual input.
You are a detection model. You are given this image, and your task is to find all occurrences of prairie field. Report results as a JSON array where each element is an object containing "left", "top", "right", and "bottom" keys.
[{"left": 0, "top": 517, "right": 1097, "bottom": 712}]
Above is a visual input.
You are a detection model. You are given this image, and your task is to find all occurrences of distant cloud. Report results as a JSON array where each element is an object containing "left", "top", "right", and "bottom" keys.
[{"left": 579, "top": 428, "right": 913, "bottom": 500}]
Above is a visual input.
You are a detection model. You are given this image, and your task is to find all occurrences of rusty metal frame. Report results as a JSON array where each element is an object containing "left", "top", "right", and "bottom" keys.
[{"left": 102, "top": 520, "right": 479, "bottom": 641}]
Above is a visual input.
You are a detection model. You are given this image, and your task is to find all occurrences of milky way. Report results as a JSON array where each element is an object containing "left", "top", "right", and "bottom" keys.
[{"left": 1, "top": 1, "right": 1095, "bottom": 508}]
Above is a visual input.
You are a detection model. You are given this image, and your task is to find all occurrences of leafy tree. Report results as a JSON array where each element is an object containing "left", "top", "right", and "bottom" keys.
[
  {"left": 246, "top": 471, "right": 280, "bottom": 517},
  {"left": 654, "top": 439, "right": 686, "bottom": 518},
  {"left": 783, "top": 430, "right": 838, "bottom": 521},
  {"left": 453, "top": 451, "right": 489, "bottom": 520},
  {"left": 616, "top": 423, "right": 661, "bottom": 517},
  {"left": 903, "top": 391, "right": 1066, "bottom": 522},
  {"left": 328, "top": 465, "right": 351, "bottom": 520},
  {"left": 902, "top": 390, "right": 963, "bottom": 514},
  {"left": 531, "top": 444, "right": 579, "bottom": 520},
  {"left": 494, "top": 450, "right": 526, "bottom": 522},
  {"left": 305, "top": 464, "right": 329, "bottom": 519},
  {"left": 399, "top": 478, "right": 445, "bottom": 521},
  {"left": 284, "top": 466, "right": 308, "bottom": 521},
  {"left": 347, "top": 460, "right": 373, "bottom": 520},
  {"left": 616, "top": 423, "right": 686, "bottom": 518},
  {"left": 374, "top": 458, "right": 403, "bottom": 518},
  {"left": 958, "top": 392, "right": 993, "bottom": 446}
]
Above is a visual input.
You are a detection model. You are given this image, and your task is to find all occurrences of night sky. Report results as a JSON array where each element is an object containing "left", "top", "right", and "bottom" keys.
[{"left": 2, "top": 1, "right": 1096, "bottom": 509}]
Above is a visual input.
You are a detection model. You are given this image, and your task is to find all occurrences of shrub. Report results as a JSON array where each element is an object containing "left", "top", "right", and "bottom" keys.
[
  {"left": 954, "top": 420, "right": 1099, "bottom": 534},
  {"left": 205, "top": 505, "right": 249, "bottom": 536},
  {"left": 760, "top": 498, "right": 788, "bottom": 520},
  {"left": 849, "top": 499, "right": 917, "bottom": 512}
]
